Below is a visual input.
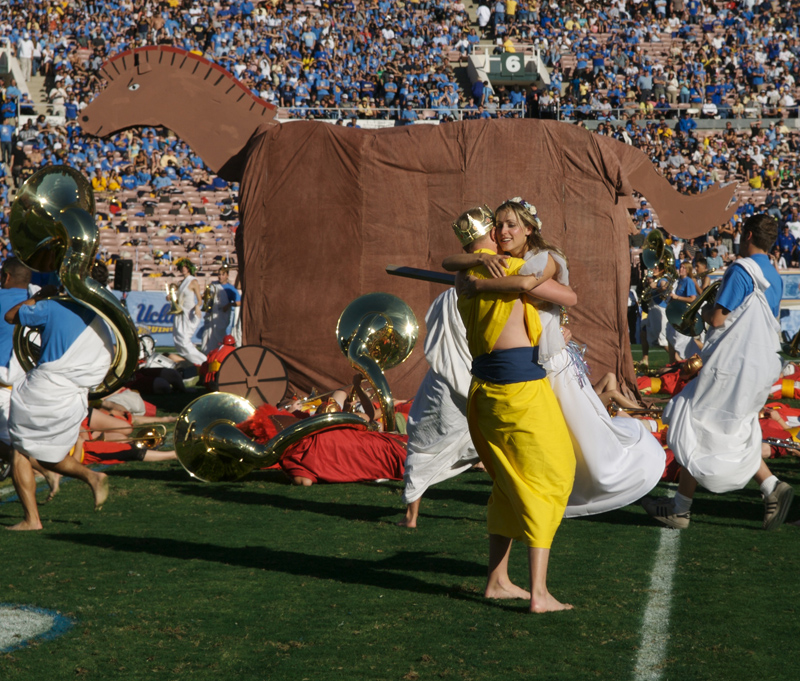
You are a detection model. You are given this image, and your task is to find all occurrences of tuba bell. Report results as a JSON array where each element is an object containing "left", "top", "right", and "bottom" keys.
[
  {"left": 639, "top": 230, "right": 678, "bottom": 304},
  {"left": 201, "top": 283, "right": 215, "bottom": 313},
  {"left": 173, "top": 293, "right": 418, "bottom": 482},
  {"left": 9, "top": 165, "right": 139, "bottom": 398},
  {"left": 174, "top": 392, "right": 376, "bottom": 482},
  {"left": 336, "top": 292, "right": 418, "bottom": 433},
  {"left": 166, "top": 283, "right": 183, "bottom": 315}
]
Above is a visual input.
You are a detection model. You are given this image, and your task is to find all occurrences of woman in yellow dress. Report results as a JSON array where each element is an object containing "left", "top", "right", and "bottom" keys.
[{"left": 452, "top": 205, "right": 575, "bottom": 613}]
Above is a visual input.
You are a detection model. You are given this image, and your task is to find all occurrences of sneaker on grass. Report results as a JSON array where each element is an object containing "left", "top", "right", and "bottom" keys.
[
  {"left": 641, "top": 496, "right": 691, "bottom": 529},
  {"left": 763, "top": 481, "right": 794, "bottom": 531}
]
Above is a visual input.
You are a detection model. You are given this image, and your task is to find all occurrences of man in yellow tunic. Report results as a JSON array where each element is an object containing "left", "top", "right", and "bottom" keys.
[{"left": 453, "top": 206, "right": 575, "bottom": 613}]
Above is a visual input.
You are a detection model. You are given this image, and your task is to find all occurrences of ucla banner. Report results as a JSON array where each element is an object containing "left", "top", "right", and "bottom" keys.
[{"left": 114, "top": 291, "right": 203, "bottom": 346}]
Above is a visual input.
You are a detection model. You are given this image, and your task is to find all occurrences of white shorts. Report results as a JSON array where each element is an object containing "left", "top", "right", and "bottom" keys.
[{"left": 644, "top": 305, "right": 667, "bottom": 346}]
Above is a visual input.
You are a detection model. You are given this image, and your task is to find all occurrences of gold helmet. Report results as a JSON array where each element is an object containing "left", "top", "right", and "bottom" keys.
[{"left": 452, "top": 205, "right": 494, "bottom": 247}]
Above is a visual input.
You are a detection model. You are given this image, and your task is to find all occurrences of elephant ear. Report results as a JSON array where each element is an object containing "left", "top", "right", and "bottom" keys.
[{"left": 598, "top": 135, "right": 737, "bottom": 238}]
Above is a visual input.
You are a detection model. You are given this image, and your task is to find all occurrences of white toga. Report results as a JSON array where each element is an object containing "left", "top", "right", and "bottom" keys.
[
  {"left": 9, "top": 318, "right": 113, "bottom": 462},
  {"left": 664, "top": 257, "right": 781, "bottom": 493},
  {"left": 401, "top": 288, "right": 478, "bottom": 505},
  {"left": 173, "top": 275, "right": 207, "bottom": 364},
  {"left": 521, "top": 251, "right": 666, "bottom": 517}
]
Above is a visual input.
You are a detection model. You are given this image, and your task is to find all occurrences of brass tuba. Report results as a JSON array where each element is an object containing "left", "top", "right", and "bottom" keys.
[
  {"left": 639, "top": 229, "right": 678, "bottom": 304},
  {"left": 336, "top": 292, "right": 418, "bottom": 433},
  {"left": 175, "top": 392, "right": 377, "bottom": 482},
  {"left": 9, "top": 166, "right": 139, "bottom": 398},
  {"left": 665, "top": 279, "right": 722, "bottom": 337},
  {"left": 173, "top": 293, "right": 418, "bottom": 482},
  {"left": 201, "top": 283, "right": 215, "bottom": 313},
  {"left": 781, "top": 328, "right": 800, "bottom": 357},
  {"left": 166, "top": 282, "right": 183, "bottom": 315}
]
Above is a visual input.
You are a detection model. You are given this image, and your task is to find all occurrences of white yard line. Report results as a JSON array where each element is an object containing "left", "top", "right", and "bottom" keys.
[
  {"left": 0, "top": 474, "right": 49, "bottom": 499},
  {"left": 633, "top": 528, "right": 682, "bottom": 681}
]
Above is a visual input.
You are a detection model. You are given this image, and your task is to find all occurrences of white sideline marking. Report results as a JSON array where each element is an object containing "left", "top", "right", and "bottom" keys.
[
  {"left": 0, "top": 607, "right": 54, "bottom": 650},
  {"left": 633, "top": 528, "right": 681, "bottom": 681}
]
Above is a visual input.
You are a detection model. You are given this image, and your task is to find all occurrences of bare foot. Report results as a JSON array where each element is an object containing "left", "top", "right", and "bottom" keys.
[
  {"left": 530, "top": 591, "right": 574, "bottom": 613},
  {"left": 7, "top": 519, "right": 43, "bottom": 531},
  {"left": 41, "top": 471, "right": 61, "bottom": 503},
  {"left": 485, "top": 582, "right": 531, "bottom": 600},
  {"left": 91, "top": 473, "right": 109, "bottom": 510},
  {"left": 472, "top": 461, "right": 486, "bottom": 472},
  {"left": 396, "top": 515, "right": 417, "bottom": 528}
]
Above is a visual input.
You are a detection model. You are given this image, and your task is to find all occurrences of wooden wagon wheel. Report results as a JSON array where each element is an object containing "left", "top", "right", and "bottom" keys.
[{"left": 216, "top": 345, "right": 289, "bottom": 407}]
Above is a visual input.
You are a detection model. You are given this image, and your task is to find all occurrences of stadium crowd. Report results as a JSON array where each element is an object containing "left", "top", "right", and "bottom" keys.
[{"left": 0, "top": 0, "right": 799, "bottom": 279}]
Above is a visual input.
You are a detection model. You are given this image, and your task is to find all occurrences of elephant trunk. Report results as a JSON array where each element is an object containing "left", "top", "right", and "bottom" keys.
[{"left": 610, "top": 138, "right": 737, "bottom": 238}]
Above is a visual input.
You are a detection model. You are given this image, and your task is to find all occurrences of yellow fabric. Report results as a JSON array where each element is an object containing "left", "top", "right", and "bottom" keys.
[
  {"left": 651, "top": 377, "right": 662, "bottom": 394},
  {"left": 458, "top": 251, "right": 574, "bottom": 549},
  {"left": 457, "top": 249, "right": 542, "bottom": 356},
  {"left": 789, "top": 426, "right": 800, "bottom": 443},
  {"left": 467, "top": 378, "right": 574, "bottom": 548},
  {"left": 782, "top": 378, "right": 796, "bottom": 399}
]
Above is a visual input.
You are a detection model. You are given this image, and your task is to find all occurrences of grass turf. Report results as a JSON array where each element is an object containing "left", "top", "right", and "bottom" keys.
[{"left": 1, "top": 345, "right": 798, "bottom": 680}]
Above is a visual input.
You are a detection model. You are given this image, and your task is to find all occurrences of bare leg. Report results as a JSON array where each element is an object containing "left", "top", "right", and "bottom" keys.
[
  {"left": 88, "top": 408, "right": 133, "bottom": 442},
  {"left": 602, "top": 389, "right": 641, "bottom": 410},
  {"left": 292, "top": 476, "right": 313, "bottom": 486},
  {"left": 142, "top": 449, "right": 177, "bottom": 462},
  {"left": 30, "top": 458, "right": 61, "bottom": 502},
  {"left": 7, "top": 450, "right": 43, "bottom": 531},
  {"left": 485, "top": 534, "right": 530, "bottom": 600},
  {"left": 640, "top": 336, "right": 650, "bottom": 365},
  {"left": 397, "top": 498, "right": 420, "bottom": 528},
  {"left": 131, "top": 415, "right": 175, "bottom": 425},
  {"left": 677, "top": 468, "right": 698, "bottom": 499},
  {"left": 752, "top": 459, "right": 774, "bottom": 485},
  {"left": 529, "top": 547, "right": 573, "bottom": 613},
  {"left": 39, "top": 455, "right": 109, "bottom": 510}
]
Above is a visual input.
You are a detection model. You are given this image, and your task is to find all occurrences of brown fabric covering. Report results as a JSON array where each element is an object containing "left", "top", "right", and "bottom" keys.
[{"left": 237, "top": 119, "right": 735, "bottom": 400}]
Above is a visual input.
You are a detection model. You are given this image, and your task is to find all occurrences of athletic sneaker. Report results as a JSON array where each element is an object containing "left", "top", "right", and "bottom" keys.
[
  {"left": 0, "top": 460, "right": 10, "bottom": 482},
  {"left": 763, "top": 481, "right": 794, "bottom": 531},
  {"left": 641, "top": 496, "right": 691, "bottom": 529}
]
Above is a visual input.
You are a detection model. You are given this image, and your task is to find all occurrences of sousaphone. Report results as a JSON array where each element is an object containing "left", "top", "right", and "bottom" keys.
[
  {"left": 9, "top": 166, "right": 138, "bottom": 398},
  {"left": 174, "top": 293, "right": 418, "bottom": 482}
]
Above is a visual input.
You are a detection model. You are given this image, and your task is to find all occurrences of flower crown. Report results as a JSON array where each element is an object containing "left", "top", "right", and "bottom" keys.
[
  {"left": 506, "top": 197, "right": 543, "bottom": 232},
  {"left": 175, "top": 258, "right": 196, "bottom": 275}
]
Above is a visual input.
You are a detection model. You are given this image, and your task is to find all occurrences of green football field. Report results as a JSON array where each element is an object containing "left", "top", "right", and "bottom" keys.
[{"left": 1, "top": 347, "right": 799, "bottom": 680}]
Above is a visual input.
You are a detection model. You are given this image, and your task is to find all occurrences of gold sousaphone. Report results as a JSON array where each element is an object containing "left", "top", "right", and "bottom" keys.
[
  {"left": 9, "top": 166, "right": 138, "bottom": 398},
  {"left": 666, "top": 280, "right": 722, "bottom": 337},
  {"left": 166, "top": 282, "right": 183, "bottom": 315},
  {"left": 174, "top": 292, "right": 418, "bottom": 482},
  {"left": 640, "top": 229, "right": 678, "bottom": 304}
]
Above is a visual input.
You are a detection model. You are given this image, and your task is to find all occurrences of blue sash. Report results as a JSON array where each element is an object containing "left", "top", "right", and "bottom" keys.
[{"left": 471, "top": 346, "right": 546, "bottom": 384}]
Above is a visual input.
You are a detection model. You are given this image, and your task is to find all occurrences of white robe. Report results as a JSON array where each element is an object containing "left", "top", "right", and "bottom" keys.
[
  {"left": 521, "top": 251, "right": 666, "bottom": 517},
  {"left": 401, "top": 288, "right": 478, "bottom": 505},
  {"left": 201, "top": 283, "right": 230, "bottom": 354},
  {"left": 664, "top": 257, "right": 781, "bottom": 493},
  {"left": 9, "top": 318, "right": 113, "bottom": 462},
  {"left": 173, "top": 275, "right": 207, "bottom": 364},
  {"left": 0, "top": 355, "right": 24, "bottom": 446}
]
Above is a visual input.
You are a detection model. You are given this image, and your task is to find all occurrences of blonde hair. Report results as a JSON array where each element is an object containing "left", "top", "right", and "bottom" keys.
[{"left": 494, "top": 199, "right": 568, "bottom": 265}]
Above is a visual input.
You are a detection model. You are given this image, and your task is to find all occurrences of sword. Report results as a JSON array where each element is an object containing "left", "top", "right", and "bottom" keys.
[{"left": 385, "top": 265, "right": 455, "bottom": 286}]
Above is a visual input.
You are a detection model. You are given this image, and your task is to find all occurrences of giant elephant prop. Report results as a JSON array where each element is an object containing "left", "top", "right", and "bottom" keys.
[{"left": 81, "top": 46, "right": 735, "bottom": 398}]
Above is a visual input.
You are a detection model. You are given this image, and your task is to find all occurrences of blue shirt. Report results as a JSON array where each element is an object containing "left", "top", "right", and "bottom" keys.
[
  {"left": 0, "top": 288, "right": 30, "bottom": 368},
  {"left": 18, "top": 300, "right": 98, "bottom": 364},
  {"left": 221, "top": 282, "right": 240, "bottom": 304},
  {"left": 715, "top": 254, "right": 782, "bottom": 317},
  {"left": 675, "top": 277, "right": 697, "bottom": 299}
]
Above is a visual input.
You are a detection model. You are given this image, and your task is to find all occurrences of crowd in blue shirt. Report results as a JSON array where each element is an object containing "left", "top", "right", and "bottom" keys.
[{"left": 2, "top": 0, "right": 800, "bottom": 266}]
